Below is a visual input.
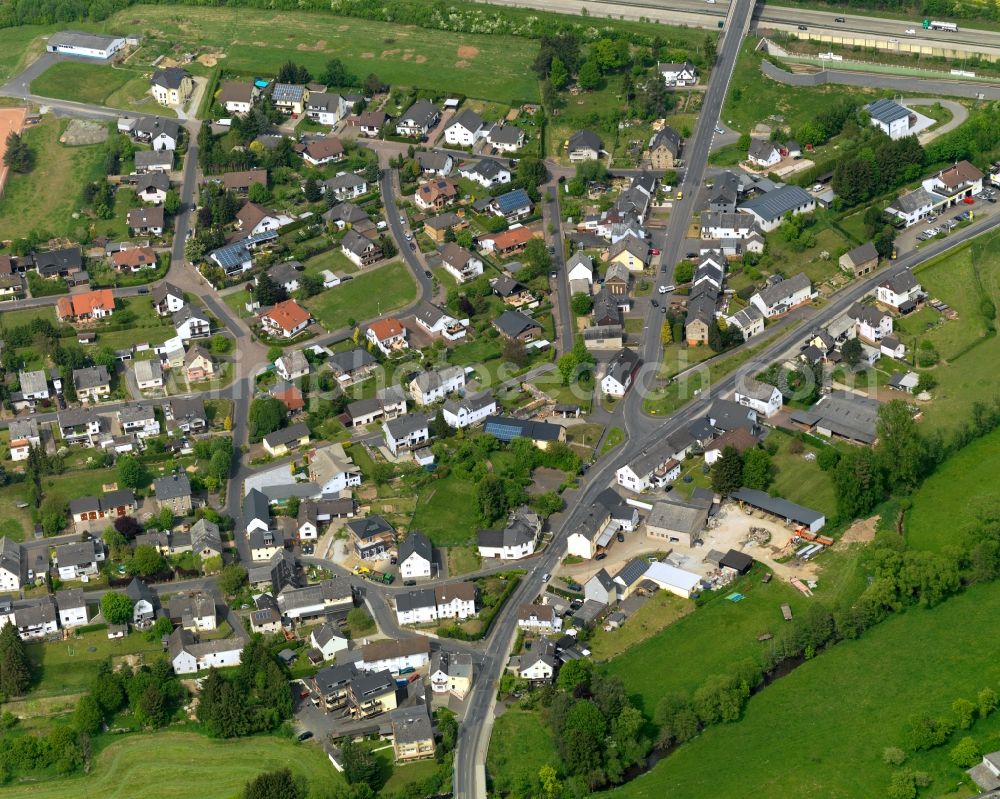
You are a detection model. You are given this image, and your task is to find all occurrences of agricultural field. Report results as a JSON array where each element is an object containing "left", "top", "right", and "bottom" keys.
[
  {"left": 906, "top": 424, "right": 1000, "bottom": 553},
  {"left": 0, "top": 732, "right": 338, "bottom": 799},
  {"left": 105, "top": 4, "right": 542, "bottom": 102},
  {"left": 304, "top": 260, "right": 418, "bottom": 332},
  {"left": 0, "top": 117, "right": 110, "bottom": 241},
  {"left": 607, "top": 580, "right": 1000, "bottom": 799}
]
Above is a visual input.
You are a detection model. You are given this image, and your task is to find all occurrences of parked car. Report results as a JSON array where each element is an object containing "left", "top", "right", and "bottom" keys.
[
  {"left": 542, "top": 572, "right": 551, "bottom": 583},
  {"left": 297, "top": 731, "right": 314, "bottom": 742},
  {"left": 798, "top": 24, "right": 808, "bottom": 30},
  {"left": 617, "top": 532, "right": 625, "bottom": 543},
  {"left": 714, "top": 125, "right": 725, "bottom": 134},
  {"left": 595, "top": 553, "right": 607, "bottom": 561},
  {"left": 651, "top": 299, "right": 659, "bottom": 307},
  {"left": 835, "top": 16, "right": 845, "bottom": 22},
  {"left": 650, "top": 247, "right": 661, "bottom": 256}
]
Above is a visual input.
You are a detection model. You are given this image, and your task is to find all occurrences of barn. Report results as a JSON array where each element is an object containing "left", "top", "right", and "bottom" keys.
[{"left": 47, "top": 31, "right": 126, "bottom": 60}]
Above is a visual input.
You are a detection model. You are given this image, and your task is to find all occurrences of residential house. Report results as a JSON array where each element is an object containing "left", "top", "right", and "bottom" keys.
[
  {"left": 396, "top": 101, "right": 440, "bottom": 138},
  {"left": 151, "top": 281, "right": 185, "bottom": 317},
  {"left": 168, "top": 627, "right": 243, "bottom": 674},
  {"left": 885, "top": 186, "right": 944, "bottom": 227},
  {"left": 848, "top": 302, "right": 893, "bottom": 343},
  {"left": 492, "top": 309, "right": 541, "bottom": 341},
  {"left": 270, "top": 83, "right": 307, "bottom": 115},
  {"left": 311, "top": 623, "right": 349, "bottom": 661},
  {"left": 166, "top": 396, "right": 207, "bottom": 434},
  {"left": 567, "top": 130, "right": 602, "bottom": 162},
  {"left": 305, "top": 92, "right": 347, "bottom": 126},
  {"left": 300, "top": 135, "right": 345, "bottom": 166},
  {"left": 57, "top": 408, "right": 103, "bottom": 446},
  {"left": 436, "top": 582, "right": 477, "bottom": 620},
  {"left": 518, "top": 638, "right": 558, "bottom": 683},
  {"left": 69, "top": 488, "right": 138, "bottom": 534},
  {"left": 383, "top": 413, "right": 431, "bottom": 456},
  {"left": 325, "top": 172, "right": 368, "bottom": 201},
  {"left": 877, "top": 271, "right": 922, "bottom": 312},
  {"left": 700, "top": 211, "right": 758, "bottom": 241},
  {"left": 394, "top": 588, "right": 438, "bottom": 625},
  {"left": 217, "top": 80, "right": 260, "bottom": 114},
  {"left": 73, "top": 365, "right": 112, "bottom": 402},
  {"left": 439, "top": 243, "right": 483, "bottom": 283},
  {"left": 517, "top": 603, "right": 562, "bottom": 634},
  {"left": 444, "top": 108, "right": 487, "bottom": 146},
  {"left": 922, "top": 159, "right": 984, "bottom": 204},
  {"left": 56, "top": 588, "right": 89, "bottom": 628},
  {"left": 118, "top": 403, "right": 160, "bottom": 438},
  {"left": 477, "top": 506, "right": 541, "bottom": 560},
  {"left": 249, "top": 527, "right": 283, "bottom": 563},
  {"left": 430, "top": 651, "right": 473, "bottom": 699},
  {"left": 840, "top": 242, "right": 880, "bottom": 277},
  {"left": 184, "top": 345, "right": 216, "bottom": 382},
  {"left": 616, "top": 439, "right": 686, "bottom": 492},
  {"left": 356, "top": 110, "right": 390, "bottom": 137},
  {"left": 728, "top": 304, "right": 765, "bottom": 341},
  {"left": 134, "top": 148, "right": 173, "bottom": 173},
  {"left": 0, "top": 538, "right": 24, "bottom": 591},
  {"left": 346, "top": 516, "right": 396, "bottom": 560},
  {"left": 640, "top": 125, "right": 682, "bottom": 172},
  {"left": 491, "top": 275, "right": 535, "bottom": 307},
  {"left": 415, "top": 150, "right": 453, "bottom": 176},
  {"left": 413, "top": 301, "right": 468, "bottom": 341},
  {"left": 658, "top": 60, "right": 698, "bottom": 85},
  {"left": 261, "top": 422, "right": 310, "bottom": 456},
  {"left": 34, "top": 247, "right": 83, "bottom": 279},
  {"left": 15, "top": 369, "right": 50, "bottom": 409},
  {"left": 150, "top": 67, "right": 192, "bottom": 106},
  {"left": 747, "top": 138, "right": 781, "bottom": 168},
  {"left": 703, "top": 427, "right": 760, "bottom": 465},
  {"left": 585, "top": 569, "right": 617, "bottom": 606},
  {"left": 190, "top": 518, "right": 223, "bottom": 561},
  {"left": 608, "top": 237, "right": 650, "bottom": 272},
  {"left": 734, "top": 377, "right": 783, "bottom": 418},
  {"left": 126, "top": 578, "right": 160, "bottom": 627},
  {"left": 340, "top": 230, "right": 382, "bottom": 267},
  {"left": 487, "top": 124, "right": 524, "bottom": 153},
  {"left": 153, "top": 473, "right": 192, "bottom": 515},
  {"left": 133, "top": 176, "right": 170, "bottom": 209},
  {"left": 14, "top": 596, "right": 59, "bottom": 641},
  {"left": 112, "top": 246, "right": 157, "bottom": 272},
  {"left": 490, "top": 188, "right": 532, "bottom": 223},
  {"left": 359, "top": 637, "right": 431, "bottom": 674},
  {"left": 399, "top": 532, "right": 433, "bottom": 580},
  {"left": 566, "top": 252, "right": 595, "bottom": 294},
  {"left": 865, "top": 98, "right": 917, "bottom": 139},
  {"left": 236, "top": 202, "right": 292, "bottom": 237},
  {"left": 459, "top": 158, "right": 511, "bottom": 189},
  {"left": 600, "top": 347, "right": 640, "bottom": 397},
  {"left": 278, "top": 579, "right": 354, "bottom": 622},
  {"left": 423, "top": 211, "right": 467, "bottom": 243},
  {"left": 219, "top": 169, "right": 267, "bottom": 194},
  {"left": 126, "top": 116, "right": 180, "bottom": 151},
  {"left": 275, "top": 350, "right": 309, "bottom": 381},
  {"left": 173, "top": 306, "right": 211, "bottom": 340},
  {"left": 168, "top": 591, "right": 217, "bottom": 632},
  {"left": 483, "top": 416, "right": 565, "bottom": 449},
  {"left": 414, "top": 177, "right": 459, "bottom": 211},
  {"left": 443, "top": 390, "right": 496, "bottom": 429},
  {"left": 261, "top": 299, "right": 312, "bottom": 339},
  {"left": 329, "top": 348, "right": 378, "bottom": 387},
  {"left": 478, "top": 226, "right": 534, "bottom": 256},
  {"left": 0, "top": 274, "right": 25, "bottom": 301},
  {"left": 296, "top": 498, "right": 356, "bottom": 540},
  {"left": 249, "top": 595, "right": 282, "bottom": 634},
  {"left": 8, "top": 419, "right": 41, "bottom": 462},
  {"left": 583, "top": 325, "right": 624, "bottom": 351},
  {"left": 749, "top": 273, "right": 812, "bottom": 318},
  {"left": 56, "top": 289, "right": 115, "bottom": 323},
  {"left": 739, "top": 185, "right": 816, "bottom": 232},
  {"left": 366, "top": 318, "right": 408, "bottom": 355},
  {"left": 685, "top": 289, "right": 718, "bottom": 345},
  {"left": 408, "top": 365, "right": 465, "bottom": 405}
]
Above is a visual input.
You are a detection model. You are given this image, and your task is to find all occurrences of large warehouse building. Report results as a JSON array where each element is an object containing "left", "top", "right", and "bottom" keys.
[{"left": 47, "top": 31, "right": 126, "bottom": 60}]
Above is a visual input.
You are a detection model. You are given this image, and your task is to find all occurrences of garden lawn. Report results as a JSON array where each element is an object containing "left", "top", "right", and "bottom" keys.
[
  {"left": 410, "top": 475, "right": 480, "bottom": 547},
  {"left": 382, "top": 757, "right": 441, "bottom": 793},
  {"left": 768, "top": 428, "right": 838, "bottom": 522},
  {"left": 304, "top": 248, "right": 360, "bottom": 276},
  {"left": 103, "top": 5, "right": 541, "bottom": 102},
  {"left": 588, "top": 592, "right": 694, "bottom": 660},
  {"left": 446, "top": 545, "right": 482, "bottom": 577},
  {"left": 906, "top": 424, "right": 1000, "bottom": 553},
  {"left": 487, "top": 710, "right": 559, "bottom": 796},
  {"left": 602, "top": 573, "right": 811, "bottom": 716},
  {"left": 0, "top": 731, "right": 339, "bottom": 799},
  {"left": 604, "top": 581, "right": 1000, "bottom": 799},
  {"left": 0, "top": 116, "right": 108, "bottom": 241},
  {"left": 304, "top": 261, "right": 417, "bottom": 331},
  {"left": 30, "top": 62, "right": 134, "bottom": 106},
  {"left": 27, "top": 628, "right": 163, "bottom": 699}
]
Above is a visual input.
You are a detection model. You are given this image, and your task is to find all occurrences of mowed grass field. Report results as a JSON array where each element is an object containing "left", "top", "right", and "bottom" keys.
[
  {"left": 605, "top": 581, "right": 1000, "bottom": 799},
  {"left": 106, "top": 4, "right": 541, "bottom": 102},
  {"left": 0, "top": 116, "right": 107, "bottom": 240},
  {"left": 30, "top": 62, "right": 134, "bottom": 106},
  {"left": 0, "top": 732, "right": 338, "bottom": 799},
  {"left": 304, "top": 260, "right": 417, "bottom": 331},
  {"left": 906, "top": 425, "right": 1000, "bottom": 552}
]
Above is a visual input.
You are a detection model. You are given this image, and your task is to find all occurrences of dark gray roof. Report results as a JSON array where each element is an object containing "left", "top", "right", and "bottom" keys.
[
  {"left": 568, "top": 129, "right": 601, "bottom": 152},
  {"left": 399, "top": 531, "right": 433, "bottom": 564},
  {"left": 649, "top": 125, "right": 681, "bottom": 154},
  {"left": 614, "top": 558, "right": 649, "bottom": 587},
  {"left": 125, "top": 577, "right": 157, "bottom": 605},
  {"left": 243, "top": 488, "right": 271, "bottom": 527},
  {"left": 448, "top": 108, "right": 485, "bottom": 134},
  {"left": 731, "top": 488, "right": 825, "bottom": 526},
  {"left": 346, "top": 515, "right": 394, "bottom": 541},
  {"left": 330, "top": 347, "right": 376, "bottom": 375},
  {"left": 73, "top": 365, "right": 110, "bottom": 391},
  {"left": 263, "top": 422, "right": 310, "bottom": 449},
  {"left": 866, "top": 98, "right": 911, "bottom": 125},
  {"left": 400, "top": 100, "right": 439, "bottom": 128},
  {"left": 753, "top": 272, "right": 811, "bottom": 308},
  {"left": 842, "top": 242, "right": 879, "bottom": 267},
  {"left": 152, "top": 67, "right": 189, "bottom": 90},
  {"left": 493, "top": 309, "right": 540, "bottom": 338},
  {"left": 605, "top": 347, "right": 640, "bottom": 386},
  {"left": 341, "top": 229, "right": 374, "bottom": 257},
  {"left": 395, "top": 588, "right": 436, "bottom": 612},
  {"left": 384, "top": 413, "right": 430, "bottom": 440},
  {"left": 154, "top": 473, "right": 191, "bottom": 500},
  {"left": 888, "top": 187, "right": 939, "bottom": 214},
  {"left": 739, "top": 185, "right": 814, "bottom": 223},
  {"left": 881, "top": 270, "right": 918, "bottom": 295}
]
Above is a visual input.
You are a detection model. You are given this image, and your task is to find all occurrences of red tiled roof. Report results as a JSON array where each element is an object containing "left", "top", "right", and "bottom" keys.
[
  {"left": 262, "top": 299, "right": 311, "bottom": 333},
  {"left": 367, "top": 318, "right": 403, "bottom": 340}
]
